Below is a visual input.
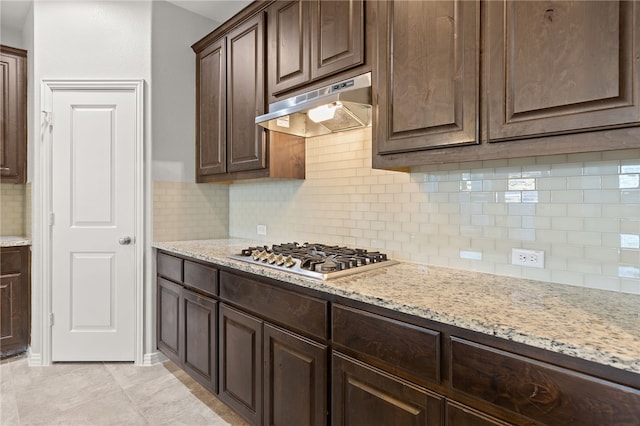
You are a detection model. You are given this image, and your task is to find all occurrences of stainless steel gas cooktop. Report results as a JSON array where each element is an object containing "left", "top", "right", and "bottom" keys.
[{"left": 229, "top": 242, "right": 397, "bottom": 280}]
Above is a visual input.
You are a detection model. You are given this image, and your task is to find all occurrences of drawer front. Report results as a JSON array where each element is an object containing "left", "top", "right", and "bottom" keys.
[
  {"left": 220, "top": 271, "right": 328, "bottom": 341},
  {"left": 0, "top": 248, "right": 23, "bottom": 274},
  {"left": 332, "top": 304, "right": 440, "bottom": 385},
  {"left": 450, "top": 337, "right": 640, "bottom": 425},
  {"left": 184, "top": 260, "right": 218, "bottom": 296},
  {"left": 157, "top": 252, "right": 182, "bottom": 282}
]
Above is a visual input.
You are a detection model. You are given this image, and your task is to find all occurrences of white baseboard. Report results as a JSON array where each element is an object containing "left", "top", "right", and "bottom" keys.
[{"left": 141, "top": 351, "right": 167, "bottom": 366}]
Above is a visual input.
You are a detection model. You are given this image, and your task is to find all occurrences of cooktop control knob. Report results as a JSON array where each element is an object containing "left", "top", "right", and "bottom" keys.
[{"left": 284, "top": 255, "right": 296, "bottom": 268}]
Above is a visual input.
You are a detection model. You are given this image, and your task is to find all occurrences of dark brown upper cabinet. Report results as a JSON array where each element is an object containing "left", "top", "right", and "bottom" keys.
[
  {"left": 194, "top": 9, "right": 305, "bottom": 183},
  {"left": 0, "top": 45, "right": 27, "bottom": 184},
  {"left": 373, "top": 0, "right": 640, "bottom": 170},
  {"left": 267, "top": 0, "right": 364, "bottom": 97},
  {"left": 374, "top": 0, "right": 479, "bottom": 155},
  {"left": 226, "top": 14, "right": 267, "bottom": 174},
  {"left": 486, "top": 1, "right": 640, "bottom": 142},
  {"left": 196, "top": 38, "right": 226, "bottom": 177}
]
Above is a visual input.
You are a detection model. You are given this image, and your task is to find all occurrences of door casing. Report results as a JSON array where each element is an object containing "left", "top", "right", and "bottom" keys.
[{"left": 37, "top": 80, "right": 144, "bottom": 365}]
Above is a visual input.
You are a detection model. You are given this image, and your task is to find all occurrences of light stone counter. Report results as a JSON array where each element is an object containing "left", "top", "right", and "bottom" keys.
[
  {"left": 154, "top": 238, "right": 640, "bottom": 375},
  {"left": 0, "top": 236, "right": 31, "bottom": 247}
]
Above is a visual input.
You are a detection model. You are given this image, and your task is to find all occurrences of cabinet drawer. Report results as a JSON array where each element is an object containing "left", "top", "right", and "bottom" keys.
[
  {"left": 450, "top": 337, "right": 640, "bottom": 425},
  {"left": 0, "top": 248, "right": 23, "bottom": 274},
  {"left": 157, "top": 252, "right": 182, "bottom": 282},
  {"left": 184, "top": 260, "right": 218, "bottom": 296},
  {"left": 332, "top": 304, "right": 440, "bottom": 385},
  {"left": 219, "top": 271, "right": 328, "bottom": 341}
]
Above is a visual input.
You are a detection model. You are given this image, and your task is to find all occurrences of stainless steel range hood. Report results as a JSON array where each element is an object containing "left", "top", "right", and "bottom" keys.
[{"left": 255, "top": 72, "right": 371, "bottom": 138}]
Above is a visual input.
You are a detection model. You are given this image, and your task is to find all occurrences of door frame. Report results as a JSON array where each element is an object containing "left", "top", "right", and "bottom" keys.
[{"left": 36, "top": 80, "right": 144, "bottom": 365}]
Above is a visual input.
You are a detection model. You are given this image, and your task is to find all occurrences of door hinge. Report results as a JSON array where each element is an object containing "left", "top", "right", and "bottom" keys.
[
  {"left": 49, "top": 212, "right": 55, "bottom": 227},
  {"left": 49, "top": 313, "right": 55, "bottom": 327}
]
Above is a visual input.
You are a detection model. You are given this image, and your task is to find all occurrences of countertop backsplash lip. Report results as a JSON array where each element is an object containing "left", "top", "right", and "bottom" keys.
[
  {"left": 153, "top": 238, "right": 640, "bottom": 375},
  {"left": 0, "top": 236, "right": 31, "bottom": 247}
]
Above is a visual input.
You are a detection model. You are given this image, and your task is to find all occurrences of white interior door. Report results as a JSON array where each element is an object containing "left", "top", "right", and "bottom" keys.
[{"left": 50, "top": 87, "right": 138, "bottom": 361}]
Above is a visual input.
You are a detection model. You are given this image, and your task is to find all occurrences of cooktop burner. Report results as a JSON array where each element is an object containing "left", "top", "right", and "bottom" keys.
[{"left": 229, "top": 242, "right": 398, "bottom": 280}]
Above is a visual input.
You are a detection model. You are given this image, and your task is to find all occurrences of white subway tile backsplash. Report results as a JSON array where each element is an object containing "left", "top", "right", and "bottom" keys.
[{"left": 226, "top": 128, "right": 640, "bottom": 294}]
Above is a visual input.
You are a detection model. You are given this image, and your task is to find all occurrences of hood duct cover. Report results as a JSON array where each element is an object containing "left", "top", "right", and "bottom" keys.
[{"left": 255, "top": 72, "right": 371, "bottom": 138}]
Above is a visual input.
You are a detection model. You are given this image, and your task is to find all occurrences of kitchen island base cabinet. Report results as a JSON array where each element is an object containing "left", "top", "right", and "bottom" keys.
[{"left": 332, "top": 352, "right": 443, "bottom": 426}]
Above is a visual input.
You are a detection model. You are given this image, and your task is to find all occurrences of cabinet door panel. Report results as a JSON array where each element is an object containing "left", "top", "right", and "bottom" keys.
[
  {"left": 332, "top": 304, "right": 440, "bottom": 386},
  {"left": 375, "top": 0, "right": 479, "bottom": 154},
  {"left": 227, "top": 14, "right": 266, "bottom": 173},
  {"left": 0, "top": 46, "right": 27, "bottom": 184},
  {"left": 311, "top": 0, "right": 364, "bottom": 80},
  {"left": 332, "top": 352, "right": 443, "bottom": 426},
  {"left": 157, "top": 277, "right": 181, "bottom": 364},
  {"left": 445, "top": 402, "right": 510, "bottom": 426},
  {"left": 219, "top": 304, "right": 262, "bottom": 425},
  {"left": 268, "top": 1, "right": 310, "bottom": 95},
  {"left": 487, "top": 1, "right": 640, "bottom": 141},
  {"left": 264, "top": 324, "right": 327, "bottom": 426},
  {"left": 450, "top": 337, "right": 640, "bottom": 425},
  {"left": 182, "top": 289, "right": 217, "bottom": 392},
  {"left": 0, "top": 274, "right": 27, "bottom": 354},
  {"left": 197, "top": 37, "right": 227, "bottom": 178}
]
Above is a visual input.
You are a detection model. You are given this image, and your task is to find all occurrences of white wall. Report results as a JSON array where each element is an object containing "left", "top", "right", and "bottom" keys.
[
  {"left": 151, "top": 1, "right": 216, "bottom": 182},
  {"left": 1, "top": 25, "right": 25, "bottom": 49}
]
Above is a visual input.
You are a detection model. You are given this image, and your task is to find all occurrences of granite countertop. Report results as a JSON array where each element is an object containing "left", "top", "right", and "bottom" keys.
[
  {"left": 153, "top": 238, "right": 640, "bottom": 375},
  {"left": 0, "top": 236, "right": 31, "bottom": 247}
]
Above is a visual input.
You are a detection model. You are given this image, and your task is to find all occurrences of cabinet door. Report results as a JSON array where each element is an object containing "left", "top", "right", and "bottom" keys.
[
  {"left": 445, "top": 402, "right": 510, "bottom": 426},
  {"left": 157, "top": 277, "right": 182, "bottom": 364},
  {"left": 268, "top": 1, "right": 310, "bottom": 96},
  {"left": 332, "top": 352, "right": 443, "bottom": 426},
  {"left": 182, "top": 289, "right": 217, "bottom": 393},
  {"left": 196, "top": 37, "right": 227, "bottom": 178},
  {"left": 219, "top": 304, "right": 263, "bottom": 425},
  {"left": 0, "top": 274, "right": 28, "bottom": 357},
  {"left": 227, "top": 14, "right": 267, "bottom": 174},
  {"left": 486, "top": 1, "right": 640, "bottom": 141},
  {"left": 0, "top": 46, "right": 27, "bottom": 184},
  {"left": 263, "top": 324, "right": 327, "bottom": 426},
  {"left": 375, "top": 0, "right": 479, "bottom": 154},
  {"left": 310, "top": 0, "right": 364, "bottom": 80},
  {"left": 0, "top": 246, "right": 30, "bottom": 358}
]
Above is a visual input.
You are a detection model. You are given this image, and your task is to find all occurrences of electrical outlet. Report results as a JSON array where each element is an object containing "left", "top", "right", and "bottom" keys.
[
  {"left": 256, "top": 224, "right": 267, "bottom": 236},
  {"left": 511, "top": 248, "right": 544, "bottom": 269}
]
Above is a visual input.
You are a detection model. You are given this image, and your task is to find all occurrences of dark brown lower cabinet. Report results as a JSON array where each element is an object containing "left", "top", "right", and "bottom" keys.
[
  {"left": 445, "top": 402, "right": 510, "bottom": 426},
  {"left": 157, "top": 277, "right": 181, "bottom": 364},
  {"left": 219, "top": 303, "right": 263, "bottom": 425},
  {"left": 264, "top": 323, "right": 327, "bottom": 426},
  {"left": 0, "top": 246, "right": 30, "bottom": 358},
  {"left": 157, "top": 251, "right": 640, "bottom": 426},
  {"left": 332, "top": 352, "right": 444, "bottom": 425},
  {"left": 157, "top": 271, "right": 217, "bottom": 393},
  {"left": 182, "top": 288, "right": 217, "bottom": 392}
]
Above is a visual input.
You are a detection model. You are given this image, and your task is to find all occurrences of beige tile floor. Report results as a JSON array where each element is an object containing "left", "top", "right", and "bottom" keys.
[{"left": 0, "top": 355, "right": 249, "bottom": 426}]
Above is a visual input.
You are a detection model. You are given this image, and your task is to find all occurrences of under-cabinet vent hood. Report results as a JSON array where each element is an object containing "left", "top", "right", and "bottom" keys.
[{"left": 255, "top": 72, "right": 371, "bottom": 138}]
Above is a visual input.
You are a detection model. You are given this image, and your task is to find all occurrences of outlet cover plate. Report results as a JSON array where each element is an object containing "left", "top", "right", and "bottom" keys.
[
  {"left": 257, "top": 224, "right": 267, "bottom": 236},
  {"left": 511, "top": 248, "right": 544, "bottom": 269}
]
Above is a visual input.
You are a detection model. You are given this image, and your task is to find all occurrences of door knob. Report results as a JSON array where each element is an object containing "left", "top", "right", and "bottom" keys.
[{"left": 119, "top": 236, "right": 132, "bottom": 245}]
